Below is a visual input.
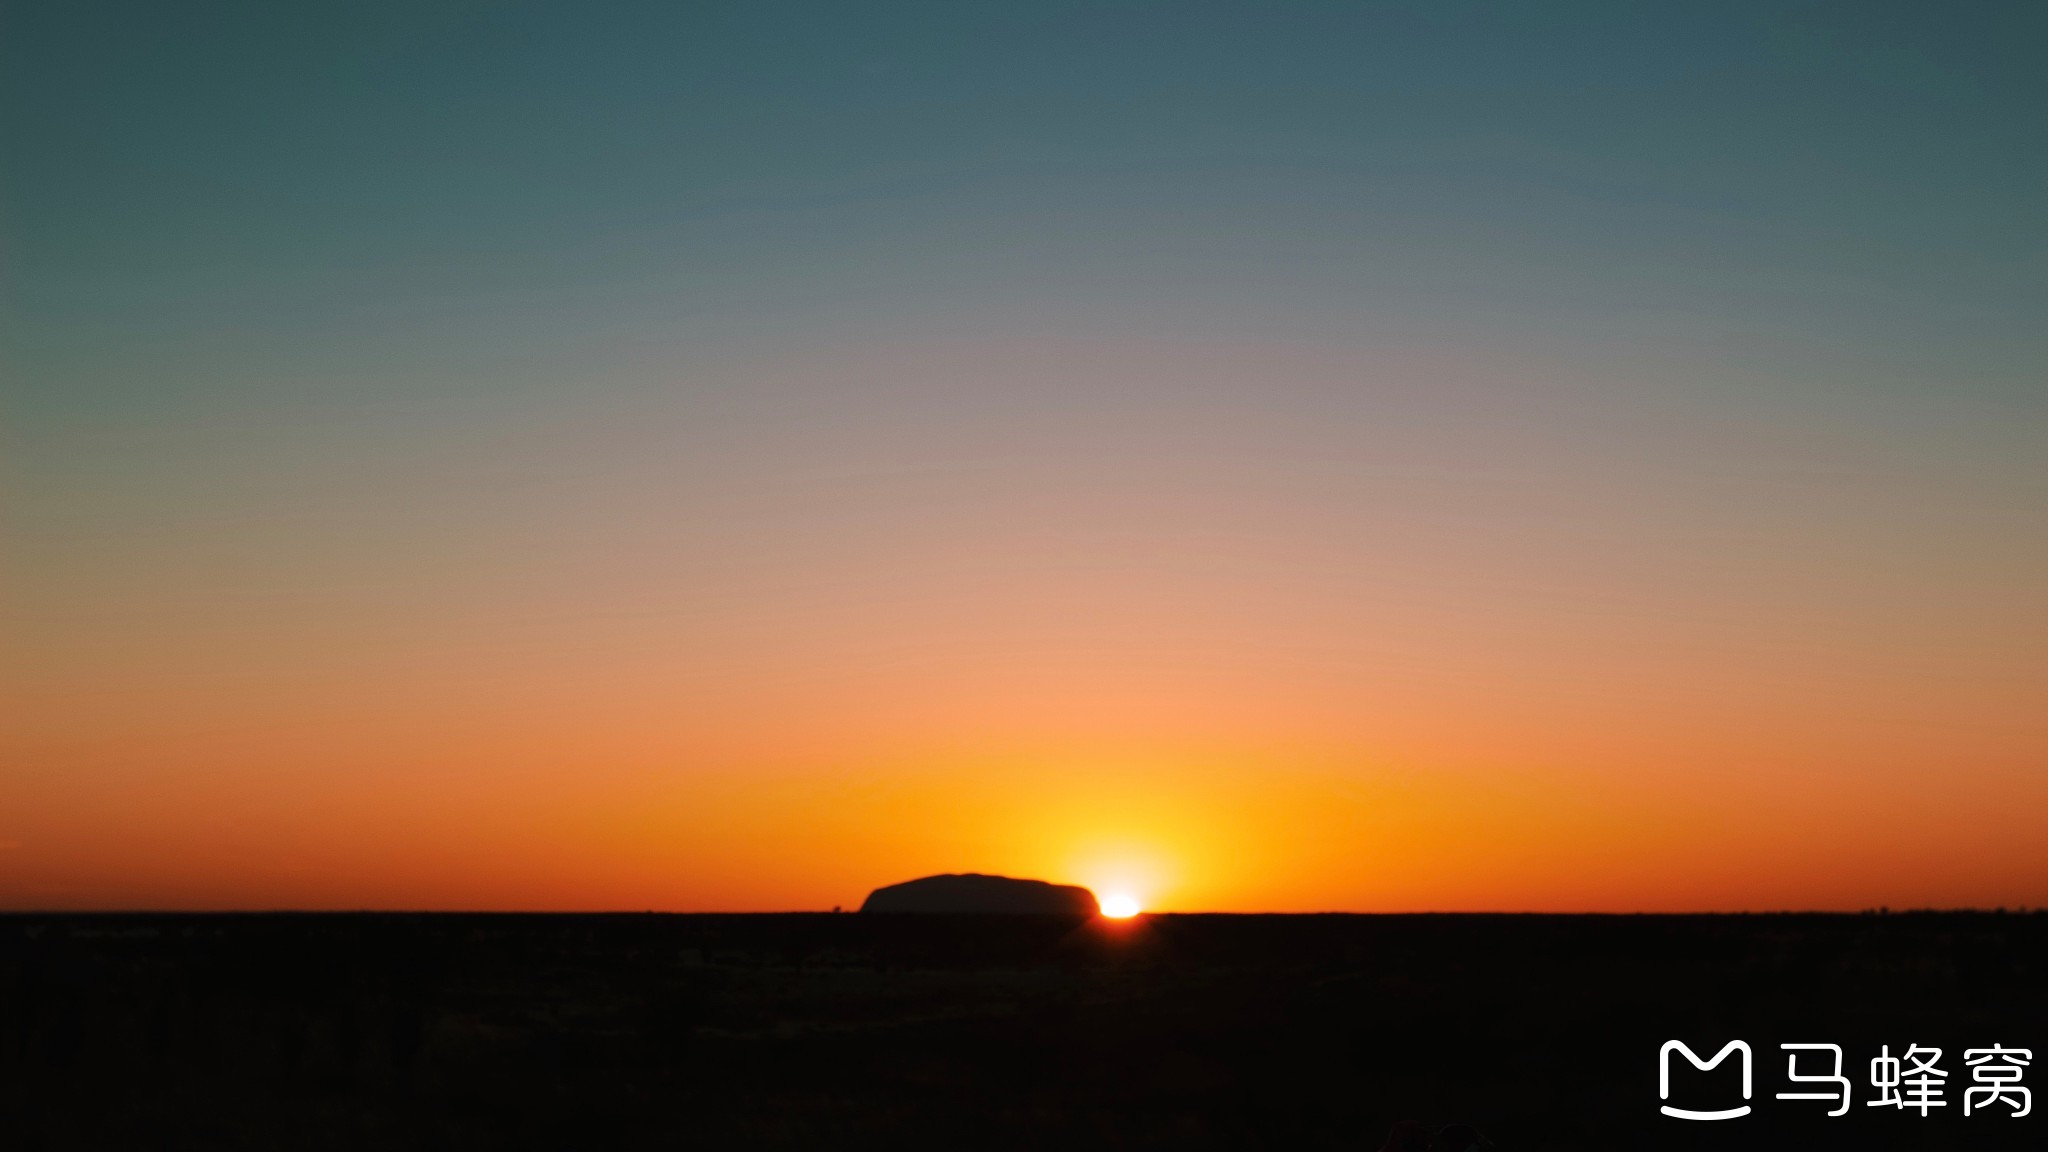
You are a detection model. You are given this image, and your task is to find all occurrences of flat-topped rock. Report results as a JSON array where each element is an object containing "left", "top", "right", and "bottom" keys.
[{"left": 859, "top": 873, "right": 1099, "bottom": 914}]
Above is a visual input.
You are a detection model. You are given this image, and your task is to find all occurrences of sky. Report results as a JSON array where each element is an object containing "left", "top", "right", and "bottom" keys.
[{"left": 2, "top": 0, "right": 2044, "bottom": 912}]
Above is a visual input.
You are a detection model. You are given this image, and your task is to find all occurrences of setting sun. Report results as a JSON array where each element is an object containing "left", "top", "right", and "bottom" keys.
[{"left": 1099, "top": 894, "right": 1141, "bottom": 919}]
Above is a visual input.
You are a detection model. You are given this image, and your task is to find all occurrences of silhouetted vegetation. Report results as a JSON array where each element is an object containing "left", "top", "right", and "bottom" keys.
[{"left": 2, "top": 912, "right": 2042, "bottom": 1149}]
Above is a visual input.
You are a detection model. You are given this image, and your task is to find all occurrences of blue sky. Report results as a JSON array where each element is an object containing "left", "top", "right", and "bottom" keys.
[{"left": 2, "top": 1, "right": 2045, "bottom": 910}]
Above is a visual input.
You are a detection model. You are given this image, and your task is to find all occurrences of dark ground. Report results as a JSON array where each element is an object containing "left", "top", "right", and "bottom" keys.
[{"left": 2, "top": 911, "right": 2043, "bottom": 1150}]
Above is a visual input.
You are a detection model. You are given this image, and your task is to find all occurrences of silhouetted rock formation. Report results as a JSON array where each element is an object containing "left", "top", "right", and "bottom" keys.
[{"left": 859, "top": 873, "right": 1099, "bottom": 914}]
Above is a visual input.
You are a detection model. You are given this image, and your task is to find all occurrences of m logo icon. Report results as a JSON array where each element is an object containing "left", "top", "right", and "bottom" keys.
[{"left": 1660, "top": 1040, "right": 1753, "bottom": 1120}]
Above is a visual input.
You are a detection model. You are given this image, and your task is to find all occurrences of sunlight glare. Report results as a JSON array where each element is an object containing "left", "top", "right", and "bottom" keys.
[{"left": 1100, "top": 893, "right": 1141, "bottom": 919}]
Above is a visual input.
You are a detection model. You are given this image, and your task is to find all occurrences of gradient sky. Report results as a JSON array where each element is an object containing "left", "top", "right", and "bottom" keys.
[{"left": 3, "top": 0, "right": 2045, "bottom": 911}]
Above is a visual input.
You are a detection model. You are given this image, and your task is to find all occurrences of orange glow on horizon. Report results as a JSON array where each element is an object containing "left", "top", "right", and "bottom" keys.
[{"left": 3, "top": 340, "right": 2044, "bottom": 914}]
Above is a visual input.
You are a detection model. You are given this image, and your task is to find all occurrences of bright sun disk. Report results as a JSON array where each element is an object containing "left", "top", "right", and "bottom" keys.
[{"left": 1100, "top": 894, "right": 1141, "bottom": 918}]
